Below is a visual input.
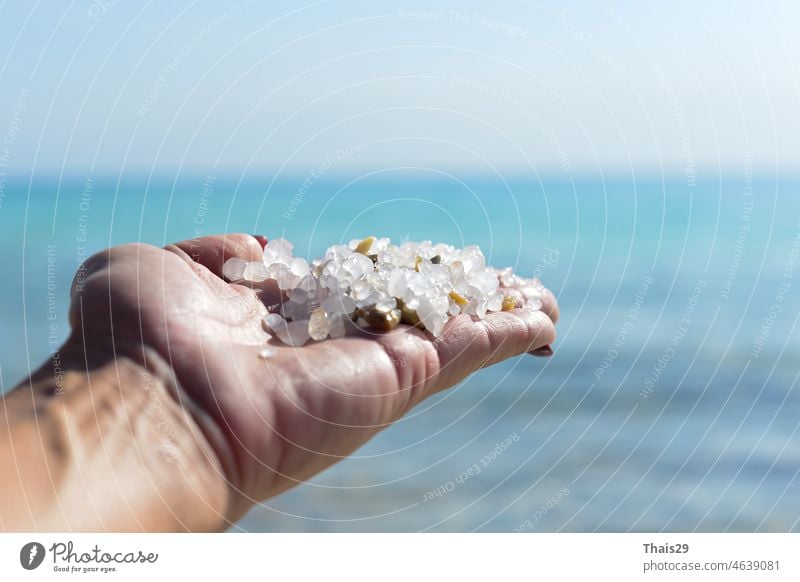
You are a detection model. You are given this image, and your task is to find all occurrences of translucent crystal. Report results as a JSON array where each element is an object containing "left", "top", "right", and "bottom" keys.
[
  {"left": 487, "top": 293, "right": 503, "bottom": 312},
  {"left": 266, "top": 237, "right": 293, "bottom": 255},
  {"left": 350, "top": 279, "right": 373, "bottom": 301},
  {"left": 375, "top": 297, "right": 397, "bottom": 312},
  {"left": 222, "top": 257, "right": 248, "bottom": 281},
  {"left": 273, "top": 265, "right": 301, "bottom": 290},
  {"left": 290, "top": 257, "right": 310, "bottom": 278},
  {"left": 274, "top": 320, "right": 311, "bottom": 346},
  {"left": 342, "top": 253, "right": 374, "bottom": 281},
  {"left": 328, "top": 313, "right": 347, "bottom": 338},
  {"left": 242, "top": 261, "right": 269, "bottom": 282},
  {"left": 289, "top": 287, "right": 309, "bottom": 304},
  {"left": 522, "top": 298, "right": 543, "bottom": 311},
  {"left": 322, "top": 293, "right": 356, "bottom": 316},
  {"left": 263, "top": 313, "right": 285, "bottom": 333},
  {"left": 470, "top": 271, "right": 500, "bottom": 295},
  {"left": 416, "top": 296, "right": 448, "bottom": 336},
  {"left": 466, "top": 299, "right": 489, "bottom": 320},
  {"left": 387, "top": 269, "right": 408, "bottom": 296},
  {"left": 308, "top": 308, "right": 330, "bottom": 341}
]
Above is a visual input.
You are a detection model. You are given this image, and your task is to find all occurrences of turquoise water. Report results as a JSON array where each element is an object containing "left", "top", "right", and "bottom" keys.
[{"left": 1, "top": 172, "right": 799, "bottom": 531}]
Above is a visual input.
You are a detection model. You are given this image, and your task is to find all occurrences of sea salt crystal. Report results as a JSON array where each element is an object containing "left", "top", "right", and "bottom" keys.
[
  {"left": 342, "top": 253, "right": 374, "bottom": 282},
  {"left": 470, "top": 271, "right": 500, "bottom": 295},
  {"left": 266, "top": 237, "right": 293, "bottom": 255},
  {"left": 387, "top": 269, "right": 407, "bottom": 296},
  {"left": 328, "top": 313, "right": 347, "bottom": 338},
  {"left": 522, "top": 298, "right": 543, "bottom": 311},
  {"left": 263, "top": 313, "right": 286, "bottom": 333},
  {"left": 273, "top": 265, "right": 301, "bottom": 290},
  {"left": 375, "top": 297, "right": 397, "bottom": 313},
  {"left": 417, "top": 297, "right": 447, "bottom": 336},
  {"left": 308, "top": 308, "right": 330, "bottom": 341},
  {"left": 487, "top": 293, "right": 503, "bottom": 312},
  {"left": 243, "top": 261, "right": 269, "bottom": 282},
  {"left": 226, "top": 235, "right": 547, "bottom": 345},
  {"left": 321, "top": 293, "right": 356, "bottom": 316},
  {"left": 350, "top": 279, "right": 373, "bottom": 301},
  {"left": 273, "top": 320, "right": 311, "bottom": 346},
  {"left": 290, "top": 257, "right": 310, "bottom": 278},
  {"left": 222, "top": 257, "right": 248, "bottom": 281}
]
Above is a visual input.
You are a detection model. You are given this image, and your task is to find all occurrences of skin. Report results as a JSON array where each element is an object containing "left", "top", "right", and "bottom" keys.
[{"left": 0, "top": 234, "right": 558, "bottom": 531}]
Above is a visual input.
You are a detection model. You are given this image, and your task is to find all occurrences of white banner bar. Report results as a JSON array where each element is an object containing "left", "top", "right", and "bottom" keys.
[{"left": 1, "top": 533, "right": 797, "bottom": 580}]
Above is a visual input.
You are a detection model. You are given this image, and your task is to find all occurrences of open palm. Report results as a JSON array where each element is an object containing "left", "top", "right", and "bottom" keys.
[{"left": 72, "top": 234, "right": 558, "bottom": 524}]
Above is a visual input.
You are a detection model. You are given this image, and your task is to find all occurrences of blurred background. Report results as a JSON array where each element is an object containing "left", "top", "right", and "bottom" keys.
[{"left": 1, "top": 1, "right": 799, "bottom": 531}]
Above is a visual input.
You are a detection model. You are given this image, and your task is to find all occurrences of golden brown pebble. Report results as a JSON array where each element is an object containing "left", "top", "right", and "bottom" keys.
[
  {"left": 501, "top": 295, "right": 518, "bottom": 311},
  {"left": 397, "top": 298, "right": 422, "bottom": 327},
  {"left": 449, "top": 290, "right": 468, "bottom": 306},
  {"left": 355, "top": 236, "right": 376, "bottom": 255},
  {"left": 358, "top": 307, "right": 401, "bottom": 331},
  {"left": 414, "top": 256, "right": 423, "bottom": 272}
]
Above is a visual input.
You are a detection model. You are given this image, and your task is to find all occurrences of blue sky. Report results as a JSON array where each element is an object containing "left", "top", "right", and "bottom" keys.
[{"left": 0, "top": 0, "right": 798, "bottom": 176}]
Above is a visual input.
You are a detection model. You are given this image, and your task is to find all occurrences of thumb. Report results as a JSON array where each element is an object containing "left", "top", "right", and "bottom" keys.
[{"left": 167, "top": 234, "right": 266, "bottom": 279}]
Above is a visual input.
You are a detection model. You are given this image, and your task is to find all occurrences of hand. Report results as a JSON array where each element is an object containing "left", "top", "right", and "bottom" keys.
[{"left": 27, "top": 234, "right": 559, "bottom": 530}]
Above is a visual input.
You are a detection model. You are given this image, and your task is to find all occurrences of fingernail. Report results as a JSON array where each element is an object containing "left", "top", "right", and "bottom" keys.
[
  {"left": 529, "top": 345, "right": 553, "bottom": 357},
  {"left": 252, "top": 235, "right": 268, "bottom": 250}
]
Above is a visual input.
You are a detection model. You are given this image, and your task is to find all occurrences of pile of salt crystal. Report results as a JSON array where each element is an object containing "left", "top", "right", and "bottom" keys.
[{"left": 223, "top": 236, "right": 546, "bottom": 347}]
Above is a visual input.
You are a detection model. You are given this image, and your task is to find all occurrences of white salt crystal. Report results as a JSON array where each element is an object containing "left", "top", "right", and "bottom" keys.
[
  {"left": 417, "top": 298, "right": 447, "bottom": 336},
  {"left": 274, "top": 320, "right": 311, "bottom": 346},
  {"left": 282, "top": 298, "right": 316, "bottom": 321},
  {"left": 328, "top": 313, "right": 346, "bottom": 338},
  {"left": 267, "top": 237, "right": 293, "bottom": 255},
  {"left": 375, "top": 297, "right": 397, "bottom": 312},
  {"left": 243, "top": 261, "right": 269, "bottom": 282},
  {"left": 401, "top": 291, "right": 420, "bottom": 310},
  {"left": 466, "top": 299, "right": 489, "bottom": 320},
  {"left": 222, "top": 257, "right": 248, "bottom": 281},
  {"left": 470, "top": 271, "right": 500, "bottom": 295},
  {"left": 290, "top": 256, "right": 310, "bottom": 278},
  {"left": 272, "top": 264, "right": 301, "bottom": 290},
  {"left": 487, "top": 293, "right": 503, "bottom": 312},
  {"left": 289, "top": 287, "right": 309, "bottom": 304},
  {"left": 342, "top": 253, "right": 374, "bottom": 281},
  {"left": 387, "top": 269, "right": 407, "bottom": 296},
  {"left": 519, "top": 285, "right": 542, "bottom": 302},
  {"left": 350, "top": 279, "right": 372, "bottom": 301},
  {"left": 321, "top": 293, "right": 356, "bottom": 316},
  {"left": 416, "top": 298, "right": 441, "bottom": 335},
  {"left": 296, "top": 274, "right": 318, "bottom": 298},
  {"left": 263, "top": 313, "right": 285, "bottom": 333},
  {"left": 522, "top": 298, "right": 543, "bottom": 311}
]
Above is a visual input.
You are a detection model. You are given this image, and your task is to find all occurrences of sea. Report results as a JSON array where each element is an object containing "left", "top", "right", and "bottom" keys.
[{"left": 1, "top": 171, "right": 798, "bottom": 532}]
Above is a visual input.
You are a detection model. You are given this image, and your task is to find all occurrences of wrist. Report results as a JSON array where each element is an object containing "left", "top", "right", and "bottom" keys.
[{"left": 1, "top": 336, "right": 229, "bottom": 531}]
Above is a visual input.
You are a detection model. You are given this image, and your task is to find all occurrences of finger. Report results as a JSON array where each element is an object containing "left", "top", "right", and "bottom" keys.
[
  {"left": 370, "top": 307, "right": 555, "bottom": 406},
  {"left": 435, "top": 309, "right": 556, "bottom": 386},
  {"left": 522, "top": 286, "right": 558, "bottom": 355},
  {"left": 168, "top": 234, "right": 265, "bottom": 278},
  {"left": 539, "top": 286, "right": 560, "bottom": 324},
  {"left": 501, "top": 284, "right": 559, "bottom": 324}
]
